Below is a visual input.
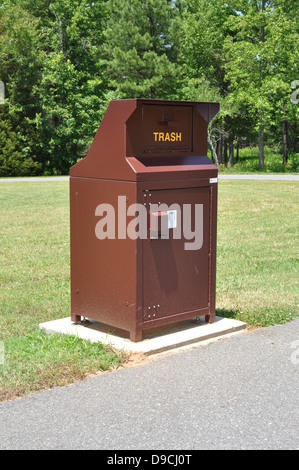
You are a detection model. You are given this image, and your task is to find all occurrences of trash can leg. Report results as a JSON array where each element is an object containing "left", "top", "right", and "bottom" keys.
[
  {"left": 130, "top": 327, "right": 143, "bottom": 342},
  {"left": 71, "top": 314, "right": 81, "bottom": 324},
  {"left": 205, "top": 313, "right": 215, "bottom": 324}
]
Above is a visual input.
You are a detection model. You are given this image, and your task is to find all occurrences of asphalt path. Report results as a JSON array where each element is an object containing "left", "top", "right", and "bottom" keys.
[
  {"left": 0, "top": 174, "right": 299, "bottom": 182},
  {"left": 0, "top": 319, "right": 298, "bottom": 450}
]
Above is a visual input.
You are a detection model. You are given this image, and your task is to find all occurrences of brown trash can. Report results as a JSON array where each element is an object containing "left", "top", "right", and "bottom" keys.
[{"left": 70, "top": 99, "right": 219, "bottom": 341}]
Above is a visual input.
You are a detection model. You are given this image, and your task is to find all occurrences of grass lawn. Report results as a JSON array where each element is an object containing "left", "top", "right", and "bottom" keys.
[
  {"left": 0, "top": 179, "right": 298, "bottom": 402},
  {"left": 0, "top": 181, "right": 126, "bottom": 403},
  {"left": 216, "top": 180, "right": 298, "bottom": 325}
]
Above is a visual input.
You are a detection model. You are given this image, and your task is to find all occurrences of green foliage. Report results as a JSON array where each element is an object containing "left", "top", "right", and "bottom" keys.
[
  {"left": 0, "top": 106, "right": 41, "bottom": 176},
  {"left": 177, "top": 0, "right": 298, "bottom": 168},
  {"left": 223, "top": 0, "right": 299, "bottom": 163},
  {"left": 0, "top": 6, "right": 45, "bottom": 175},
  {"left": 103, "top": 0, "right": 181, "bottom": 98},
  {"left": 224, "top": 1, "right": 298, "bottom": 114},
  {"left": 0, "top": 0, "right": 108, "bottom": 176},
  {"left": 30, "top": 0, "right": 109, "bottom": 173},
  {"left": 179, "top": 0, "right": 233, "bottom": 91},
  {"left": 0, "top": 0, "right": 298, "bottom": 175},
  {"left": 32, "top": 52, "right": 105, "bottom": 173}
]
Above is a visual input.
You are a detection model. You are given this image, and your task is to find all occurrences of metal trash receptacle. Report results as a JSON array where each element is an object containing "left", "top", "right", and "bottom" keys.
[{"left": 70, "top": 99, "right": 220, "bottom": 341}]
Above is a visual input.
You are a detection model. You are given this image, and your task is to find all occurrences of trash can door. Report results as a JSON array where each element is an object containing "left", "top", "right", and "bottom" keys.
[{"left": 142, "top": 186, "right": 211, "bottom": 322}]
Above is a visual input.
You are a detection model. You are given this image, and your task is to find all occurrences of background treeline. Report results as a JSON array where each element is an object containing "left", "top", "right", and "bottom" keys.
[{"left": 0, "top": 0, "right": 298, "bottom": 176}]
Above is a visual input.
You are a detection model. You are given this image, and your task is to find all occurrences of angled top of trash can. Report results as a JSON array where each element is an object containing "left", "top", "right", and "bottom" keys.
[{"left": 70, "top": 98, "right": 220, "bottom": 181}]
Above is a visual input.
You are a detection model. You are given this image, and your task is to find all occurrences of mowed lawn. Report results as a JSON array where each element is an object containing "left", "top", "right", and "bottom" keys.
[
  {"left": 0, "top": 181, "right": 126, "bottom": 402},
  {"left": 0, "top": 181, "right": 71, "bottom": 339},
  {"left": 0, "top": 179, "right": 298, "bottom": 401},
  {"left": 216, "top": 180, "right": 298, "bottom": 325}
]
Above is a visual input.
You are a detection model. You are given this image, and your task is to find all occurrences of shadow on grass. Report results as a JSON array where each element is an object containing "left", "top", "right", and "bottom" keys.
[
  {"left": 216, "top": 308, "right": 253, "bottom": 327},
  {"left": 216, "top": 308, "right": 240, "bottom": 320}
]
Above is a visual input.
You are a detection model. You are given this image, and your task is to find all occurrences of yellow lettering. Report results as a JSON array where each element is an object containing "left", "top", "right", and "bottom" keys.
[{"left": 153, "top": 131, "right": 183, "bottom": 142}]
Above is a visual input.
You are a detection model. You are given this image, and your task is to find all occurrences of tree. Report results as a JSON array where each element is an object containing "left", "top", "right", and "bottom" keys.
[
  {"left": 0, "top": 4, "right": 46, "bottom": 175},
  {"left": 0, "top": 104, "right": 42, "bottom": 176},
  {"left": 0, "top": 0, "right": 108, "bottom": 175},
  {"left": 103, "top": 0, "right": 181, "bottom": 99},
  {"left": 263, "top": 1, "right": 299, "bottom": 163},
  {"left": 178, "top": 0, "right": 239, "bottom": 166},
  {"left": 224, "top": 0, "right": 298, "bottom": 166},
  {"left": 178, "top": 0, "right": 234, "bottom": 93},
  {"left": 29, "top": 0, "right": 108, "bottom": 173}
]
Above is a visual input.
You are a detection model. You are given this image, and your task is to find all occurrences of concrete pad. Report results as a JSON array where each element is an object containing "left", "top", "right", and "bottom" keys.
[{"left": 39, "top": 316, "right": 247, "bottom": 355}]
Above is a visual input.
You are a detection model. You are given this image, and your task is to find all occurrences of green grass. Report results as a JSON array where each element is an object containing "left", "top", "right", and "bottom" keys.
[
  {"left": 0, "top": 182, "right": 70, "bottom": 339},
  {"left": 0, "top": 332, "right": 124, "bottom": 403},
  {"left": 0, "top": 179, "right": 298, "bottom": 402},
  {"left": 0, "top": 181, "right": 126, "bottom": 402},
  {"left": 216, "top": 180, "right": 299, "bottom": 326}
]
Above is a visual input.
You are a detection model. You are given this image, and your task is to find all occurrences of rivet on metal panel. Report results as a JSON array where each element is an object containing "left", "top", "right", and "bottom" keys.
[
  {"left": 76, "top": 289, "right": 80, "bottom": 294},
  {"left": 75, "top": 192, "right": 79, "bottom": 198}
]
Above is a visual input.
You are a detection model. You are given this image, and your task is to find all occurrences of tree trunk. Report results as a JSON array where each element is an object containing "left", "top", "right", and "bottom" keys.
[
  {"left": 282, "top": 119, "right": 288, "bottom": 165},
  {"left": 224, "top": 140, "right": 228, "bottom": 167},
  {"left": 217, "top": 134, "right": 223, "bottom": 165},
  {"left": 293, "top": 121, "right": 298, "bottom": 152},
  {"left": 229, "top": 135, "right": 234, "bottom": 166},
  {"left": 258, "top": 123, "right": 264, "bottom": 168},
  {"left": 236, "top": 139, "right": 239, "bottom": 162},
  {"left": 208, "top": 124, "right": 219, "bottom": 168}
]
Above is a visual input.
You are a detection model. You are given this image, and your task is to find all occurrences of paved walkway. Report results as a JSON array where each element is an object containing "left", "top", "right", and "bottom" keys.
[
  {"left": 0, "top": 174, "right": 298, "bottom": 182},
  {"left": 0, "top": 176, "right": 69, "bottom": 182},
  {"left": 219, "top": 174, "right": 299, "bottom": 181},
  {"left": 0, "top": 319, "right": 298, "bottom": 450}
]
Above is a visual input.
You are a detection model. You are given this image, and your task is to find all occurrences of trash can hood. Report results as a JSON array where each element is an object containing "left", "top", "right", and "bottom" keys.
[{"left": 70, "top": 98, "right": 220, "bottom": 181}]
